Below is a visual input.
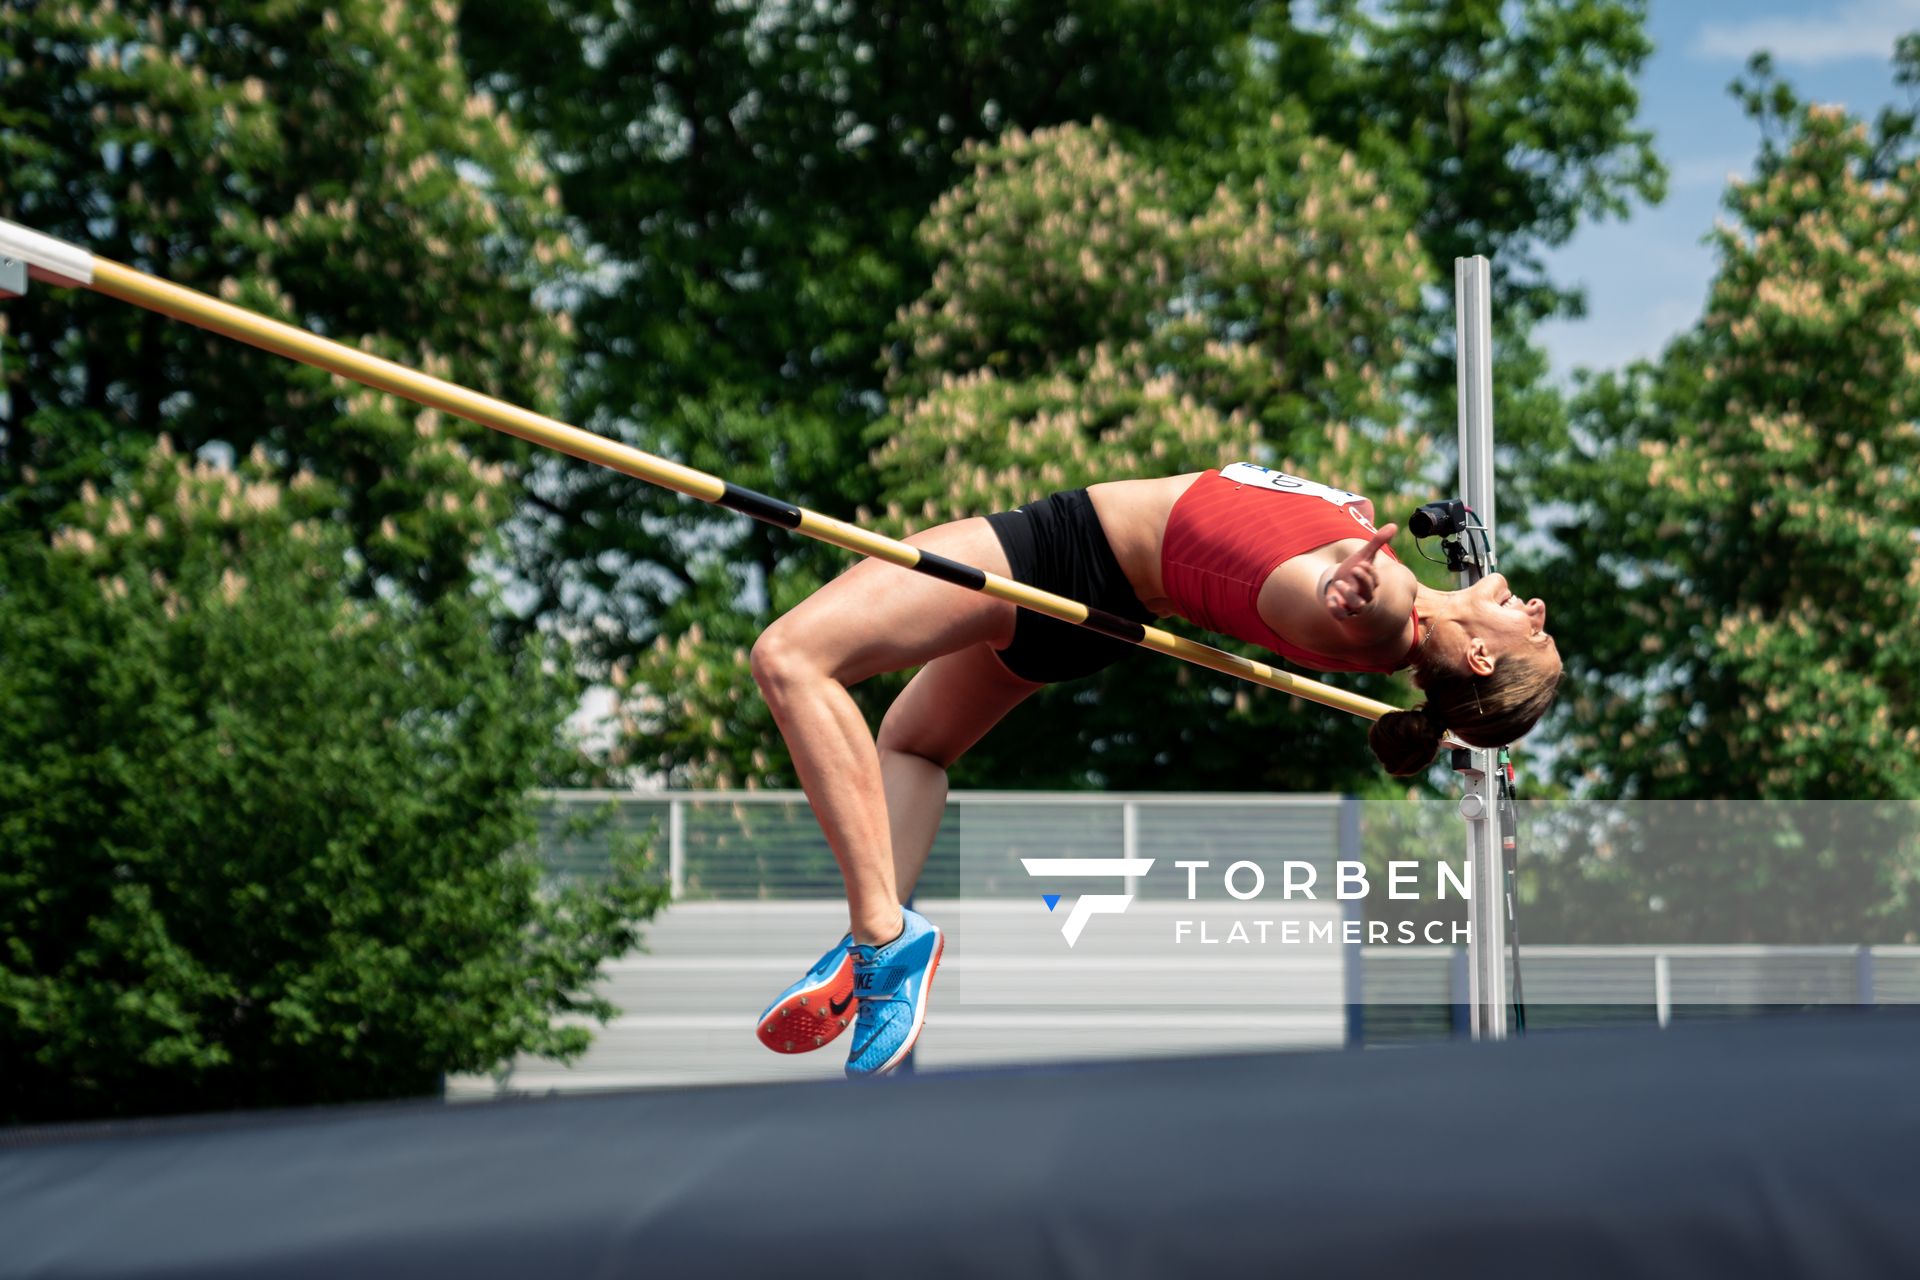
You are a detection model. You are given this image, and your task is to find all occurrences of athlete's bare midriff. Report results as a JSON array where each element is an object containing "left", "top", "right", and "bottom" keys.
[{"left": 1084, "top": 474, "right": 1205, "bottom": 616}]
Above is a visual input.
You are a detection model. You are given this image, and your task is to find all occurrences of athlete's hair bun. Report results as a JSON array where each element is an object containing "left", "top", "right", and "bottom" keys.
[{"left": 1369, "top": 704, "right": 1445, "bottom": 777}]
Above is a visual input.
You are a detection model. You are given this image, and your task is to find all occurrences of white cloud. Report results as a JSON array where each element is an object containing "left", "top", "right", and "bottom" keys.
[{"left": 1693, "top": 0, "right": 1920, "bottom": 65}]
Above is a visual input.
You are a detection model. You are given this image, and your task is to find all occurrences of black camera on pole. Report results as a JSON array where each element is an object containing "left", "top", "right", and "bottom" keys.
[
  {"left": 1406, "top": 498, "right": 1484, "bottom": 574},
  {"left": 1407, "top": 499, "right": 1469, "bottom": 540}
]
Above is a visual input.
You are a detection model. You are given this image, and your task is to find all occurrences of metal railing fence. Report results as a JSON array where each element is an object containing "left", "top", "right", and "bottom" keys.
[
  {"left": 437, "top": 791, "right": 1920, "bottom": 1093},
  {"left": 535, "top": 787, "right": 1349, "bottom": 901}
]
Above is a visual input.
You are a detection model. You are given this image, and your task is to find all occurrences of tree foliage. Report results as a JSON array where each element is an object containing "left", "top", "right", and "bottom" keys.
[
  {"left": 1254, "top": 0, "right": 1665, "bottom": 495},
  {"left": 879, "top": 116, "right": 1423, "bottom": 491},
  {"left": 861, "top": 117, "right": 1433, "bottom": 790},
  {"left": 0, "top": 0, "right": 575, "bottom": 594},
  {"left": 460, "top": 0, "right": 1266, "bottom": 785},
  {"left": 0, "top": 444, "right": 665, "bottom": 1122},
  {"left": 1264, "top": 0, "right": 1665, "bottom": 328},
  {"left": 460, "top": 2, "right": 1661, "bottom": 790},
  {"left": 1544, "top": 74, "right": 1920, "bottom": 801}
]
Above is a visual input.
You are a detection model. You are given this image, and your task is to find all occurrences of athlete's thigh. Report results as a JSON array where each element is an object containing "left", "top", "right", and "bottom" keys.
[
  {"left": 767, "top": 516, "right": 1017, "bottom": 686},
  {"left": 876, "top": 641, "right": 1045, "bottom": 769}
]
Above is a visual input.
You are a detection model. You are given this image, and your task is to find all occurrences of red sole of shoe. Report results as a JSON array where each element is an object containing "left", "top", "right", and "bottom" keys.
[{"left": 755, "top": 961, "right": 859, "bottom": 1054}]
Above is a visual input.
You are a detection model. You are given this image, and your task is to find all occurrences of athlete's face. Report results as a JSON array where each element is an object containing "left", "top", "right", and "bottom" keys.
[{"left": 1463, "top": 573, "right": 1554, "bottom": 661}]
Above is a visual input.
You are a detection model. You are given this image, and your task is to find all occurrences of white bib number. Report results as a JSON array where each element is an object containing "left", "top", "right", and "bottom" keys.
[{"left": 1220, "top": 463, "right": 1366, "bottom": 511}]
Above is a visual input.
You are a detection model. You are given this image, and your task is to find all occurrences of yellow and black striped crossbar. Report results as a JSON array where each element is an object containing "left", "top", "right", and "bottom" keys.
[{"left": 0, "top": 218, "right": 1406, "bottom": 724}]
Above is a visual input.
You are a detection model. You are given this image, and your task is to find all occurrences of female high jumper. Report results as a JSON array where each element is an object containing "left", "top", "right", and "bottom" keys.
[{"left": 748, "top": 463, "right": 1562, "bottom": 1075}]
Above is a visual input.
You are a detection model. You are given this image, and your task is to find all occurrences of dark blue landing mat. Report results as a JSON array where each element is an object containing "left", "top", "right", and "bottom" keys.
[{"left": 4, "top": 1014, "right": 1919, "bottom": 1279}]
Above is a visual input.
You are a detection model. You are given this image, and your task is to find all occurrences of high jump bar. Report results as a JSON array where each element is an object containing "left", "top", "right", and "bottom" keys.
[{"left": 0, "top": 217, "right": 1408, "bottom": 725}]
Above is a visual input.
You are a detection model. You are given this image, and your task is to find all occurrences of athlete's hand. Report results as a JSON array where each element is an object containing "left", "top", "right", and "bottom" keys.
[{"left": 1322, "top": 524, "right": 1398, "bottom": 622}]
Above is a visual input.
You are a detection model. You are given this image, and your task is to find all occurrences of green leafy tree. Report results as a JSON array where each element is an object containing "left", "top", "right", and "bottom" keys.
[
  {"left": 458, "top": 0, "right": 1269, "bottom": 784},
  {"left": 1263, "top": 0, "right": 1665, "bottom": 328},
  {"left": 463, "top": 2, "right": 1662, "bottom": 790},
  {"left": 0, "top": 443, "right": 665, "bottom": 1123},
  {"left": 851, "top": 118, "right": 1433, "bottom": 790},
  {"left": 1252, "top": 0, "right": 1667, "bottom": 553},
  {"left": 1526, "top": 67, "right": 1920, "bottom": 936},
  {"left": 0, "top": 0, "right": 575, "bottom": 594},
  {"left": 1549, "top": 85, "right": 1920, "bottom": 798}
]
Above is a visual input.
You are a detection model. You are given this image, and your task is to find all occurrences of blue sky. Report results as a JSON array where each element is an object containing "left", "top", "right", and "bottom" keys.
[{"left": 1534, "top": 0, "right": 1920, "bottom": 380}]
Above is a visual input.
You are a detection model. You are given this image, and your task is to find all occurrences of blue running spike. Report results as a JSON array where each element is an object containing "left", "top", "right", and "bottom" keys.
[{"left": 844, "top": 908, "right": 944, "bottom": 1077}]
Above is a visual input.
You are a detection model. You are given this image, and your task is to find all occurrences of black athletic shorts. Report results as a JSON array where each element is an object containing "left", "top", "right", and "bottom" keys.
[{"left": 984, "top": 488, "right": 1155, "bottom": 684}]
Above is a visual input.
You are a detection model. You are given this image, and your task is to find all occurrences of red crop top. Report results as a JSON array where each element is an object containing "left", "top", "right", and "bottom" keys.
[{"left": 1159, "top": 464, "right": 1421, "bottom": 674}]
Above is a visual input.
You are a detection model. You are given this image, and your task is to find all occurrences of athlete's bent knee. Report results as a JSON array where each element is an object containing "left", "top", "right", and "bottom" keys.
[{"left": 749, "top": 625, "right": 819, "bottom": 700}]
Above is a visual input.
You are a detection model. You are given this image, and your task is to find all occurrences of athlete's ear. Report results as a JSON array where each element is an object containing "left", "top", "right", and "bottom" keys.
[{"left": 1465, "top": 635, "right": 1496, "bottom": 678}]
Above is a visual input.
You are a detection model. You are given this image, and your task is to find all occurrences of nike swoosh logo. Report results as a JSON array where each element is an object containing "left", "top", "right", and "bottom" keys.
[{"left": 829, "top": 993, "right": 855, "bottom": 1017}]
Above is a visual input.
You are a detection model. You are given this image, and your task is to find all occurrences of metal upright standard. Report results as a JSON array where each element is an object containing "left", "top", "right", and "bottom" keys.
[{"left": 1453, "top": 256, "right": 1510, "bottom": 1039}]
